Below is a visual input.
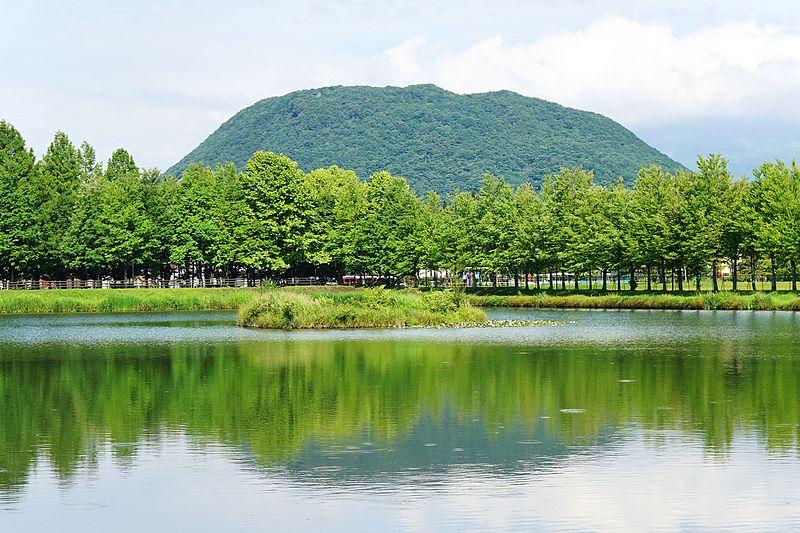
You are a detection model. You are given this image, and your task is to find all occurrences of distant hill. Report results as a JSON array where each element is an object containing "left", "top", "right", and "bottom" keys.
[{"left": 169, "top": 84, "right": 683, "bottom": 192}]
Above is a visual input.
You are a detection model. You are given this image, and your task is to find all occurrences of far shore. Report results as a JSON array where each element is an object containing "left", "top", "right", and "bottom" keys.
[{"left": 3, "top": 286, "right": 800, "bottom": 315}]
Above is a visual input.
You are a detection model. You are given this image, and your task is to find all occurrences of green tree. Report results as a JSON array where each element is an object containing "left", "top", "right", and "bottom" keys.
[
  {"left": 170, "top": 164, "right": 225, "bottom": 280},
  {"left": 541, "top": 168, "right": 594, "bottom": 289},
  {"left": 0, "top": 122, "right": 35, "bottom": 280},
  {"left": 416, "top": 190, "right": 447, "bottom": 285},
  {"left": 511, "top": 183, "right": 547, "bottom": 288},
  {"left": 357, "top": 171, "right": 421, "bottom": 283},
  {"left": 671, "top": 156, "right": 731, "bottom": 292},
  {"left": 630, "top": 166, "right": 677, "bottom": 290},
  {"left": 751, "top": 161, "right": 800, "bottom": 290},
  {"left": 239, "top": 152, "right": 308, "bottom": 275},
  {"left": 105, "top": 148, "right": 139, "bottom": 181},
  {"left": 302, "top": 166, "right": 363, "bottom": 277},
  {"left": 18, "top": 132, "right": 83, "bottom": 277}
]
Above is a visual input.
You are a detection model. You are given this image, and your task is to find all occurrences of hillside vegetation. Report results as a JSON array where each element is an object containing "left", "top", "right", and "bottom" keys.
[{"left": 168, "top": 84, "right": 682, "bottom": 192}]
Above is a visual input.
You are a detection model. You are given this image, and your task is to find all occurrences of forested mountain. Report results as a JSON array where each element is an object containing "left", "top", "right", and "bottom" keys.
[{"left": 168, "top": 85, "right": 683, "bottom": 192}]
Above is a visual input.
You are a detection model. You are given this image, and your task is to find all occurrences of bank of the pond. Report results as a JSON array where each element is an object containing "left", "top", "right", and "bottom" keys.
[
  {"left": 465, "top": 289, "right": 800, "bottom": 311},
  {"left": 4, "top": 286, "right": 800, "bottom": 316},
  {"left": 0, "top": 288, "right": 259, "bottom": 314},
  {"left": 238, "top": 288, "right": 485, "bottom": 329}
]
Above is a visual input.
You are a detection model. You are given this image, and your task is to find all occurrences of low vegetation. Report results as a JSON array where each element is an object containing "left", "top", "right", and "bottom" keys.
[
  {"left": 5, "top": 287, "right": 800, "bottom": 316},
  {"left": 0, "top": 288, "right": 257, "bottom": 314},
  {"left": 237, "top": 288, "right": 486, "bottom": 329},
  {"left": 466, "top": 289, "right": 800, "bottom": 311}
]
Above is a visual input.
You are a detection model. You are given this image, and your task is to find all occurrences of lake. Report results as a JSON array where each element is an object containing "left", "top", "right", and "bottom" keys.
[{"left": 1, "top": 309, "right": 800, "bottom": 531}]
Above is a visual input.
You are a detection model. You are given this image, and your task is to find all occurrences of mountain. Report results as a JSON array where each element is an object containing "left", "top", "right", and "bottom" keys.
[{"left": 168, "top": 84, "right": 683, "bottom": 192}]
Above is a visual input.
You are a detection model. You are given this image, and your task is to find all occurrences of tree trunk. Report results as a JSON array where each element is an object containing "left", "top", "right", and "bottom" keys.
[
  {"left": 712, "top": 262, "right": 719, "bottom": 293},
  {"left": 629, "top": 266, "right": 636, "bottom": 291},
  {"left": 751, "top": 255, "right": 757, "bottom": 291},
  {"left": 792, "top": 260, "right": 797, "bottom": 291},
  {"left": 549, "top": 271, "right": 553, "bottom": 289},
  {"left": 661, "top": 266, "right": 667, "bottom": 292},
  {"left": 732, "top": 257, "right": 738, "bottom": 292},
  {"left": 771, "top": 254, "right": 777, "bottom": 291},
  {"left": 677, "top": 267, "right": 684, "bottom": 292},
  {"left": 589, "top": 269, "right": 593, "bottom": 291},
  {"left": 525, "top": 272, "right": 529, "bottom": 290},
  {"left": 602, "top": 269, "right": 607, "bottom": 291},
  {"left": 561, "top": 271, "right": 566, "bottom": 290},
  {"left": 696, "top": 273, "right": 701, "bottom": 292},
  {"left": 646, "top": 265, "right": 652, "bottom": 291},
  {"left": 535, "top": 272, "right": 541, "bottom": 290},
  {"left": 574, "top": 273, "right": 579, "bottom": 291}
]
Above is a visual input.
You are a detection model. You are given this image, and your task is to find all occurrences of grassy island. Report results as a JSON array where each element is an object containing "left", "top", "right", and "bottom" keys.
[{"left": 237, "top": 288, "right": 485, "bottom": 329}]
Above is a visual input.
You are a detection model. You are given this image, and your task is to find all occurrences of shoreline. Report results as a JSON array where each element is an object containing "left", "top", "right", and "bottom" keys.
[
  {"left": 2, "top": 286, "right": 800, "bottom": 315},
  {"left": 464, "top": 290, "right": 800, "bottom": 311}
]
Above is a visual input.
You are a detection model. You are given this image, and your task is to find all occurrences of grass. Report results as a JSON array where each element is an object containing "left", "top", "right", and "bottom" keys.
[
  {"left": 463, "top": 288, "right": 800, "bottom": 311},
  {"left": 237, "top": 287, "right": 486, "bottom": 329},
  {"left": 4, "top": 285, "right": 800, "bottom": 317},
  {"left": 0, "top": 288, "right": 259, "bottom": 314}
]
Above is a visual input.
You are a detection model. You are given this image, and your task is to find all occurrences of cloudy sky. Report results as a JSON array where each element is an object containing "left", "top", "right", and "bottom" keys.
[{"left": 4, "top": 0, "right": 800, "bottom": 176}]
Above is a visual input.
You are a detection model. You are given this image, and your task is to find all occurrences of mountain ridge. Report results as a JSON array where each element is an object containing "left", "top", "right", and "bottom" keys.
[{"left": 168, "top": 84, "right": 683, "bottom": 192}]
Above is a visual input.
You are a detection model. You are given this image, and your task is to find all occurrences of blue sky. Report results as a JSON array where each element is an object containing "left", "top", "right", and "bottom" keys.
[{"left": 3, "top": 0, "right": 800, "bottom": 176}]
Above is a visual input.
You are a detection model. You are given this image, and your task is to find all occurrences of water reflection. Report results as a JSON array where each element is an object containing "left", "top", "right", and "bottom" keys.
[
  {"left": 1, "top": 309, "right": 800, "bottom": 504},
  {"left": 1, "top": 310, "right": 800, "bottom": 531}
]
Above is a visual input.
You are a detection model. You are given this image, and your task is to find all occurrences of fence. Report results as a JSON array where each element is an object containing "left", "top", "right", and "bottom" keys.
[
  {"left": 0, "top": 274, "right": 596, "bottom": 290},
  {"left": 0, "top": 278, "right": 266, "bottom": 290},
  {"left": 0, "top": 276, "right": 353, "bottom": 290}
]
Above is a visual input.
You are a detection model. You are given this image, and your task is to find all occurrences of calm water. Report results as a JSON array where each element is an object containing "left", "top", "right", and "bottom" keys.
[{"left": 1, "top": 309, "right": 800, "bottom": 531}]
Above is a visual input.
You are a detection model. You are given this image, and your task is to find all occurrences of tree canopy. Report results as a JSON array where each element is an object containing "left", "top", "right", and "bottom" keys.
[{"left": 1, "top": 120, "right": 799, "bottom": 292}]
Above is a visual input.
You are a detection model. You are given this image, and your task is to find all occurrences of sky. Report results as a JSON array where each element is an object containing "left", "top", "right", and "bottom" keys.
[{"left": 3, "top": 0, "right": 800, "bottom": 176}]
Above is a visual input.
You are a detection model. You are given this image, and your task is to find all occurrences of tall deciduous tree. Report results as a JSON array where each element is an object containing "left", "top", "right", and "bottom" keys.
[
  {"left": 239, "top": 151, "right": 308, "bottom": 274},
  {"left": 0, "top": 121, "right": 35, "bottom": 280},
  {"left": 21, "top": 132, "right": 83, "bottom": 277},
  {"left": 357, "top": 171, "right": 421, "bottom": 283}
]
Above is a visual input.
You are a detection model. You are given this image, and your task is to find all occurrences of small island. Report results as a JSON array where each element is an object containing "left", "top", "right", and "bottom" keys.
[{"left": 237, "top": 288, "right": 486, "bottom": 329}]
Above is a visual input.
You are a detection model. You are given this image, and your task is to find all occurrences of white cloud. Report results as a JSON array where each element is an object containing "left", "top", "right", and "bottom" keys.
[
  {"left": 353, "top": 17, "right": 800, "bottom": 126},
  {"left": 4, "top": 2, "right": 800, "bottom": 170}
]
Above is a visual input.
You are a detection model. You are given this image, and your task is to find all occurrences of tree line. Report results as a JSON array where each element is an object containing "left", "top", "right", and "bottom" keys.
[{"left": 1, "top": 120, "right": 799, "bottom": 291}]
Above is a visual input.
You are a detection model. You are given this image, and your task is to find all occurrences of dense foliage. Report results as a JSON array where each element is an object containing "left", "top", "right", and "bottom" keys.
[
  {"left": 167, "top": 85, "right": 683, "bottom": 192},
  {"left": 2, "top": 119, "right": 799, "bottom": 291}
]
